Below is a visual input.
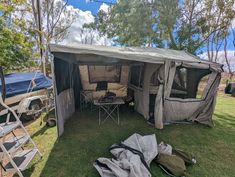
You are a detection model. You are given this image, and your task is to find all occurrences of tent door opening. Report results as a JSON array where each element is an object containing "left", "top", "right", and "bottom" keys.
[
  {"left": 148, "top": 66, "right": 162, "bottom": 123},
  {"left": 149, "top": 94, "right": 156, "bottom": 121}
]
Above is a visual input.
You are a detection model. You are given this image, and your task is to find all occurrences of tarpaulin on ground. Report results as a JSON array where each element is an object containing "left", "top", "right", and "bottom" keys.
[
  {"left": 94, "top": 133, "right": 158, "bottom": 177},
  {"left": 0, "top": 72, "right": 52, "bottom": 98}
]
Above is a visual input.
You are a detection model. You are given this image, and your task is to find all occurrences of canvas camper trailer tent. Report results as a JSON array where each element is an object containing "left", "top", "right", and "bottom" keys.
[{"left": 49, "top": 44, "right": 222, "bottom": 136}]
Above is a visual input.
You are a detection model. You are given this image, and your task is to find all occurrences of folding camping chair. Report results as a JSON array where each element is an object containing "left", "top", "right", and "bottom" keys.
[{"left": 80, "top": 90, "right": 93, "bottom": 111}]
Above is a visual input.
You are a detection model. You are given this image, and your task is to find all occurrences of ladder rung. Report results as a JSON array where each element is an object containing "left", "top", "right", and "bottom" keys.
[
  {"left": 4, "top": 149, "right": 38, "bottom": 172},
  {"left": 0, "top": 122, "right": 21, "bottom": 137},
  {"left": 0, "top": 135, "right": 30, "bottom": 155}
]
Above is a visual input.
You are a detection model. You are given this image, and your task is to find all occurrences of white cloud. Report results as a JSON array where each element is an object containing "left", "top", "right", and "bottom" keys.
[
  {"left": 99, "top": 3, "right": 110, "bottom": 13},
  {"left": 60, "top": 4, "right": 111, "bottom": 46},
  {"left": 232, "top": 3, "right": 235, "bottom": 28},
  {"left": 232, "top": 20, "right": 235, "bottom": 28},
  {"left": 232, "top": 22, "right": 235, "bottom": 29},
  {"left": 200, "top": 51, "right": 235, "bottom": 72},
  {"left": 54, "top": 1, "right": 111, "bottom": 45}
]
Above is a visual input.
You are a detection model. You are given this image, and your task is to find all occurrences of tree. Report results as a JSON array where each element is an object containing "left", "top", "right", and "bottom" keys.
[
  {"left": 40, "top": 0, "right": 78, "bottom": 44},
  {"left": 88, "top": 0, "right": 163, "bottom": 47},
  {"left": 202, "top": 0, "right": 235, "bottom": 61},
  {"left": 224, "top": 36, "right": 233, "bottom": 79},
  {"left": 86, "top": 0, "right": 178, "bottom": 47},
  {"left": 159, "top": 0, "right": 235, "bottom": 55},
  {"left": 153, "top": 0, "right": 179, "bottom": 49},
  {"left": 30, "top": 0, "right": 78, "bottom": 74},
  {"left": 88, "top": 0, "right": 235, "bottom": 56},
  {"left": 223, "top": 28, "right": 235, "bottom": 80},
  {"left": 80, "top": 24, "right": 96, "bottom": 44},
  {"left": 0, "top": 0, "right": 34, "bottom": 72},
  {"left": 174, "top": 0, "right": 204, "bottom": 53}
]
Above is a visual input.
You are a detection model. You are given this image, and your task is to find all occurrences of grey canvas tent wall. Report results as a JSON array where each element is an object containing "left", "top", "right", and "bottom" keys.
[{"left": 49, "top": 44, "right": 222, "bottom": 136}]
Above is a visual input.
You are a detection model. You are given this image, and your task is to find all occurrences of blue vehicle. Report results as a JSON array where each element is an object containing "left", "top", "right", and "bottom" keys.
[{"left": 0, "top": 67, "right": 53, "bottom": 120}]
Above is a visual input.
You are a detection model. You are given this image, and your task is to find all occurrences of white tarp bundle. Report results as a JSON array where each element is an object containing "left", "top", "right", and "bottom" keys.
[{"left": 94, "top": 133, "right": 158, "bottom": 177}]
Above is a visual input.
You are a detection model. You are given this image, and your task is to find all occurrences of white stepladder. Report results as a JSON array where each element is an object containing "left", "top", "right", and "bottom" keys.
[{"left": 0, "top": 94, "right": 42, "bottom": 177}]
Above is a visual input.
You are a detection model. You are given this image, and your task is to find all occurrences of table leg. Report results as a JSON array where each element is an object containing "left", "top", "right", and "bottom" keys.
[
  {"left": 100, "top": 105, "right": 117, "bottom": 124},
  {"left": 99, "top": 106, "right": 101, "bottom": 125},
  {"left": 80, "top": 93, "right": 82, "bottom": 112},
  {"left": 117, "top": 105, "right": 119, "bottom": 125},
  {"left": 96, "top": 102, "right": 122, "bottom": 125}
]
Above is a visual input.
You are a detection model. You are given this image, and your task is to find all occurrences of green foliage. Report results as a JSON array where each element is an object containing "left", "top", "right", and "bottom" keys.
[
  {"left": 175, "top": 0, "right": 235, "bottom": 55},
  {"left": 153, "top": 0, "right": 179, "bottom": 48},
  {"left": 88, "top": 0, "right": 162, "bottom": 46},
  {"left": 0, "top": 0, "right": 34, "bottom": 72},
  {"left": 87, "top": 0, "right": 235, "bottom": 55}
]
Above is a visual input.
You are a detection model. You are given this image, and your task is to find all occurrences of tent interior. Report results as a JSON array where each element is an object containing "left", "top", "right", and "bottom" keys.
[{"left": 50, "top": 44, "right": 222, "bottom": 136}]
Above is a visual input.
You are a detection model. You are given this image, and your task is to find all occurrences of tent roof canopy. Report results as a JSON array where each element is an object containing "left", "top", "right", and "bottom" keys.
[{"left": 49, "top": 44, "right": 220, "bottom": 67}]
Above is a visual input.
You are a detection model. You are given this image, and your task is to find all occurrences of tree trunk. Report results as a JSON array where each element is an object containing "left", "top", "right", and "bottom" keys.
[
  {"left": 168, "top": 28, "right": 177, "bottom": 49},
  {"left": 206, "top": 39, "right": 212, "bottom": 61},
  {"left": 224, "top": 37, "right": 233, "bottom": 80}
]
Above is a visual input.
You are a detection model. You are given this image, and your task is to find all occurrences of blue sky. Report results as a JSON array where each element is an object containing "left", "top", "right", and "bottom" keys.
[{"left": 68, "top": 0, "right": 116, "bottom": 15}]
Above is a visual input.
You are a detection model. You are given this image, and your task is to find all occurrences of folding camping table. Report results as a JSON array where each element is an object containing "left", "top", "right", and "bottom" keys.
[{"left": 93, "top": 97, "right": 125, "bottom": 125}]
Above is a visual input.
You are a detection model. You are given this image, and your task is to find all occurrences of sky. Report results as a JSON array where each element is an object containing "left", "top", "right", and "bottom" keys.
[{"left": 67, "top": 0, "right": 116, "bottom": 15}]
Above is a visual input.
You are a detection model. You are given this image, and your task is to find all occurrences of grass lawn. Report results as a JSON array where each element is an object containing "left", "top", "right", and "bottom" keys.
[{"left": 14, "top": 94, "right": 235, "bottom": 177}]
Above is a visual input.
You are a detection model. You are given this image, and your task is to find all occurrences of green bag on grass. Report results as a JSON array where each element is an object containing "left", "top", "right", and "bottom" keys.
[
  {"left": 172, "top": 149, "right": 196, "bottom": 166},
  {"left": 156, "top": 153, "right": 186, "bottom": 177}
]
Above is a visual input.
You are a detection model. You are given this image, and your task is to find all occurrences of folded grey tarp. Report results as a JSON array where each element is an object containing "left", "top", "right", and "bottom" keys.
[{"left": 94, "top": 133, "right": 158, "bottom": 177}]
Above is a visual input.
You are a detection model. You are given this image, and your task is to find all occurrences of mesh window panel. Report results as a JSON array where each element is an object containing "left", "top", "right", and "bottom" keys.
[
  {"left": 130, "top": 65, "right": 144, "bottom": 88},
  {"left": 170, "top": 66, "right": 212, "bottom": 99},
  {"left": 54, "top": 58, "right": 70, "bottom": 94}
]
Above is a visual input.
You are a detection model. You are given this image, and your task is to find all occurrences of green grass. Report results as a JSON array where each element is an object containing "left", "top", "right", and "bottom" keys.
[{"left": 19, "top": 94, "right": 235, "bottom": 177}]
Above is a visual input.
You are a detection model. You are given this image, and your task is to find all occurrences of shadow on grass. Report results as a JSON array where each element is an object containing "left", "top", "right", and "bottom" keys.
[{"left": 30, "top": 124, "right": 50, "bottom": 139}]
